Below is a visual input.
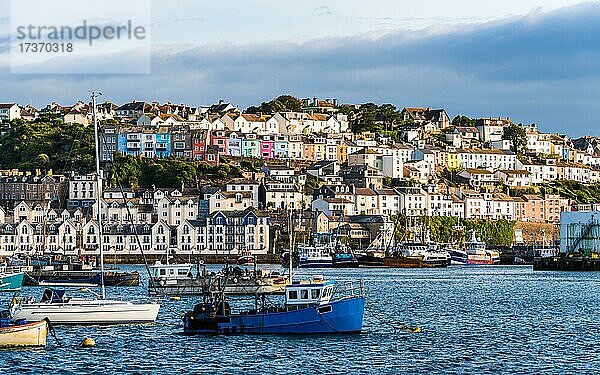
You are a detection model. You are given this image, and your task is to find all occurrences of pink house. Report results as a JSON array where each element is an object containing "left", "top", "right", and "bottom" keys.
[
  {"left": 210, "top": 130, "right": 229, "bottom": 156},
  {"left": 260, "top": 139, "right": 275, "bottom": 159}
]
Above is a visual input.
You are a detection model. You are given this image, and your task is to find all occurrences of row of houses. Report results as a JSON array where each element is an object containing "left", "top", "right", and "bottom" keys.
[{"left": 0, "top": 207, "right": 270, "bottom": 257}]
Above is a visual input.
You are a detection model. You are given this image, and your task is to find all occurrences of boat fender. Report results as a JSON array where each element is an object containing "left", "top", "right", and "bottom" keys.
[
  {"left": 233, "top": 278, "right": 238, "bottom": 284},
  {"left": 81, "top": 338, "right": 96, "bottom": 347},
  {"left": 158, "top": 279, "right": 165, "bottom": 286}
]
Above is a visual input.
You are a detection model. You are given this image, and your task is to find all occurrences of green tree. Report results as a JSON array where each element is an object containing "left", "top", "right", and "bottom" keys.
[
  {"left": 246, "top": 95, "right": 303, "bottom": 114},
  {"left": 452, "top": 115, "right": 475, "bottom": 127},
  {"left": 503, "top": 124, "right": 527, "bottom": 155},
  {"left": 378, "top": 104, "right": 402, "bottom": 132}
]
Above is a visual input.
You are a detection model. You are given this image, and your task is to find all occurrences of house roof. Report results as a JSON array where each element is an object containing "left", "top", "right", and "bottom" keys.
[
  {"left": 226, "top": 178, "right": 260, "bottom": 185},
  {"left": 463, "top": 168, "right": 492, "bottom": 175},
  {"left": 116, "top": 101, "right": 150, "bottom": 112},
  {"left": 498, "top": 169, "right": 531, "bottom": 176},
  {"left": 354, "top": 188, "right": 376, "bottom": 196},
  {"left": 323, "top": 197, "right": 353, "bottom": 204}
]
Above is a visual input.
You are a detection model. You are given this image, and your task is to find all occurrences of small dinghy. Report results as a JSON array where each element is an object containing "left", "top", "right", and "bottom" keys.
[{"left": 0, "top": 318, "right": 48, "bottom": 348}]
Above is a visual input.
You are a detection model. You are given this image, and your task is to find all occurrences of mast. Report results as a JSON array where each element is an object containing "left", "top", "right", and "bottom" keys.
[
  {"left": 288, "top": 209, "right": 293, "bottom": 283},
  {"left": 92, "top": 91, "right": 106, "bottom": 300}
]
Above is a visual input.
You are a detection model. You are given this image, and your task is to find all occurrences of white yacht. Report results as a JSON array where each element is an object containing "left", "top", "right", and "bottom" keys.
[{"left": 10, "top": 289, "right": 160, "bottom": 325}]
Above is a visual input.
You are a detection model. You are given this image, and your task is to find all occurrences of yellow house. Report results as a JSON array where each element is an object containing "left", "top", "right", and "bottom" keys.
[{"left": 446, "top": 150, "right": 459, "bottom": 170}]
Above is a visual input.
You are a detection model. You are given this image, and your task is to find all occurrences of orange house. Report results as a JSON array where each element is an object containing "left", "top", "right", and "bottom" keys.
[
  {"left": 303, "top": 143, "right": 315, "bottom": 160},
  {"left": 337, "top": 143, "right": 348, "bottom": 163}
]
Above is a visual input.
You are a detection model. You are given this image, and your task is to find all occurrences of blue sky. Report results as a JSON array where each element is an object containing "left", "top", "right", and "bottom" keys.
[{"left": 0, "top": 0, "right": 598, "bottom": 136}]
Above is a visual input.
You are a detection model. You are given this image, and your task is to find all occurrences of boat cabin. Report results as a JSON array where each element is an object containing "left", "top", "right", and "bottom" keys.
[
  {"left": 285, "top": 276, "right": 334, "bottom": 306},
  {"left": 40, "top": 289, "right": 69, "bottom": 304},
  {"left": 149, "top": 263, "right": 194, "bottom": 281}
]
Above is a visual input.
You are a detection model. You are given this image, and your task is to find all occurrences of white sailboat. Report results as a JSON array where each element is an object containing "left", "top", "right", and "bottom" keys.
[{"left": 10, "top": 92, "right": 160, "bottom": 325}]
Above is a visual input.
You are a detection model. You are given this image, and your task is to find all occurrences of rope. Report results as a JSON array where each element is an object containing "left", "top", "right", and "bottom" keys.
[{"left": 43, "top": 318, "right": 62, "bottom": 346}]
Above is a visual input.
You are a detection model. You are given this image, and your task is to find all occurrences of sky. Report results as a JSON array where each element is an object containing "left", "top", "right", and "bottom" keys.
[{"left": 0, "top": 0, "right": 599, "bottom": 136}]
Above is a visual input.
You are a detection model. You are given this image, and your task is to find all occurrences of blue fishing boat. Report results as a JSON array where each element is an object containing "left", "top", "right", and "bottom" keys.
[
  {"left": 183, "top": 276, "right": 365, "bottom": 334},
  {"left": 0, "top": 264, "right": 24, "bottom": 292}
]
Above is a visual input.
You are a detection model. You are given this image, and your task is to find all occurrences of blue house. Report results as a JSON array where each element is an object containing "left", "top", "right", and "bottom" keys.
[
  {"left": 274, "top": 139, "right": 289, "bottom": 158},
  {"left": 155, "top": 131, "right": 171, "bottom": 158},
  {"left": 227, "top": 134, "right": 242, "bottom": 157}
]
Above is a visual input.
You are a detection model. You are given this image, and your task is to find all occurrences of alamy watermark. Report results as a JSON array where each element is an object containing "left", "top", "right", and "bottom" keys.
[{"left": 10, "top": 0, "right": 151, "bottom": 74}]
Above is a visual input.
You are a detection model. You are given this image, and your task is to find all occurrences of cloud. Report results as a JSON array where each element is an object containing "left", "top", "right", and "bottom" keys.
[{"left": 0, "top": 2, "right": 599, "bottom": 136}]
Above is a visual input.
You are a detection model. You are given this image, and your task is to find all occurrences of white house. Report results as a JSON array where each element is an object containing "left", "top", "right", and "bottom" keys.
[{"left": 0, "top": 103, "right": 21, "bottom": 121}]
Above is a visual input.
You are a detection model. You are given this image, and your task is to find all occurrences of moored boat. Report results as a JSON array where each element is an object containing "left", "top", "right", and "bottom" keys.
[
  {"left": 355, "top": 251, "right": 385, "bottom": 267},
  {"left": 0, "top": 319, "right": 48, "bottom": 348},
  {"left": 10, "top": 289, "right": 160, "bottom": 325},
  {"left": 332, "top": 252, "right": 359, "bottom": 268},
  {"left": 183, "top": 276, "right": 365, "bottom": 334},
  {"left": 397, "top": 242, "right": 450, "bottom": 267},
  {"left": 147, "top": 262, "right": 286, "bottom": 296},
  {"left": 465, "top": 232, "right": 500, "bottom": 265},
  {"left": 0, "top": 268, "right": 24, "bottom": 292},
  {"left": 297, "top": 243, "right": 334, "bottom": 268},
  {"left": 23, "top": 270, "right": 140, "bottom": 287},
  {"left": 446, "top": 247, "right": 468, "bottom": 265}
]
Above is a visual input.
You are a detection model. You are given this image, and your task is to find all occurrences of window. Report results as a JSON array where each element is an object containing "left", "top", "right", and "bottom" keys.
[
  {"left": 311, "top": 289, "right": 320, "bottom": 299},
  {"left": 288, "top": 290, "right": 298, "bottom": 299},
  {"left": 300, "top": 289, "right": 309, "bottom": 300}
]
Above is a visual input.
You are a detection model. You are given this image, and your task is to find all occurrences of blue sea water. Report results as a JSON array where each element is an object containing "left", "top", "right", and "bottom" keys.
[{"left": 2, "top": 265, "right": 600, "bottom": 374}]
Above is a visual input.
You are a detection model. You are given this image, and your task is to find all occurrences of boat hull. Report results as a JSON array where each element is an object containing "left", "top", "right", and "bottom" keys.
[
  {"left": 298, "top": 259, "right": 333, "bottom": 268},
  {"left": 0, "top": 272, "right": 24, "bottom": 292},
  {"left": 23, "top": 271, "right": 139, "bottom": 287},
  {"left": 332, "top": 257, "right": 359, "bottom": 268},
  {"left": 447, "top": 250, "right": 468, "bottom": 265},
  {"left": 12, "top": 301, "right": 160, "bottom": 325},
  {"left": 467, "top": 258, "right": 495, "bottom": 265},
  {"left": 383, "top": 256, "right": 424, "bottom": 268},
  {"left": 0, "top": 320, "right": 47, "bottom": 348},
  {"left": 183, "top": 297, "right": 365, "bottom": 335}
]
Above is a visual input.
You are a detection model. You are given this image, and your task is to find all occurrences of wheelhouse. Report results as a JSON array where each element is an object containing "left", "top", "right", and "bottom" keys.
[
  {"left": 149, "top": 263, "right": 194, "bottom": 280},
  {"left": 285, "top": 276, "right": 334, "bottom": 306}
]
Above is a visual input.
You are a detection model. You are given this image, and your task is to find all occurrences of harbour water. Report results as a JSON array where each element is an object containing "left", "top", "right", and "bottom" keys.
[{"left": 3, "top": 265, "right": 600, "bottom": 374}]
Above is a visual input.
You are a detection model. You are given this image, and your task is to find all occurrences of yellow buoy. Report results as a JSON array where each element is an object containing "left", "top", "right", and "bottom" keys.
[
  {"left": 81, "top": 338, "right": 96, "bottom": 347},
  {"left": 408, "top": 327, "right": 421, "bottom": 333},
  {"left": 170, "top": 296, "right": 181, "bottom": 301}
]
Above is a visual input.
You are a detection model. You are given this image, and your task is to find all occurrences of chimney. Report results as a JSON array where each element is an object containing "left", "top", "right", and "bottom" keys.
[
  {"left": 333, "top": 98, "right": 338, "bottom": 106},
  {"left": 313, "top": 97, "right": 318, "bottom": 106},
  {"left": 219, "top": 99, "right": 224, "bottom": 105}
]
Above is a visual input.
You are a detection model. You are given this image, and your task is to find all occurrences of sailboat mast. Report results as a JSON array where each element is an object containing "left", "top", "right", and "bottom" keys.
[
  {"left": 92, "top": 91, "right": 106, "bottom": 300},
  {"left": 288, "top": 209, "right": 293, "bottom": 283}
]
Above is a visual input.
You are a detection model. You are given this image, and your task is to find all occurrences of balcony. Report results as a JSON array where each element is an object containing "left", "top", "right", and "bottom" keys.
[{"left": 127, "top": 142, "right": 140, "bottom": 149}]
